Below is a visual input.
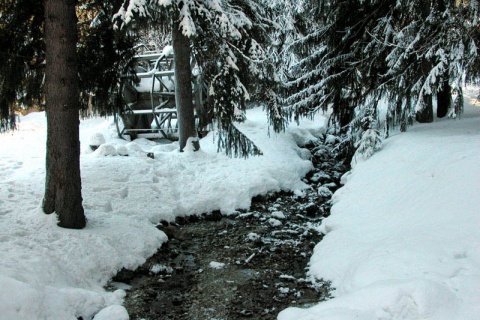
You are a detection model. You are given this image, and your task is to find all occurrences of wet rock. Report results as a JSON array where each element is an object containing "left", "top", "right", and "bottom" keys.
[
  {"left": 205, "top": 210, "right": 223, "bottom": 222},
  {"left": 305, "top": 203, "right": 319, "bottom": 217},
  {"left": 160, "top": 226, "right": 193, "bottom": 241},
  {"left": 317, "top": 186, "right": 333, "bottom": 198},
  {"left": 172, "top": 295, "right": 184, "bottom": 306},
  {"left": 175, "top": 216, "right": 187, "bottom": 225},
  {"left": 112, "top": 269, "right": 137, "bottom": 284},
  {"left": 158, "top": 220, "right": 169, "bottom": 227}
]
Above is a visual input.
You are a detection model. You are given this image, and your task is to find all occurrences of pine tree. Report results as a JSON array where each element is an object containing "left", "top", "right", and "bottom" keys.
[
  {"left": 287, "top": 0, "right": 480, "bottom": 158},
  {"left": 370, "top": 0, "right": 478, "bottom": 126},
  {"left": 172, "top": 19, "right": 199, "bottom": 151},
  {"left": 286, "top": 0, "right": 392, "bottom": 129},
  {"left": 0, "top": 0, "right": 137, "bottom": 127},
  {"left": 77, "top": 0, "right": 137, "bottom": 117},
  {"left": 0, "top": 0, "right": 44, "bottom": 131},
  {"left": 115, "top": 0, "right": 286, "bottom": 156},
  {"left": 43, "top": 0, "right": 86, "bottom": 229}
]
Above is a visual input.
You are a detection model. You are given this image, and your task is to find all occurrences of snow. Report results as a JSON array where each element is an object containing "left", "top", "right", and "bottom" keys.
[
  {"left": 89, "top": 132, "right": 106, "bottom": 147},
  {"left": 0, "top": 107, "right": 323, "bottom": 319},
  {"left": 209, "top": 261, "right": 226, "bottom": 269},
  {"left": 122, "top": 0, "right": 148, "bottom": 25},
  {"left": 246, "top": 232, "right": 260, "bottom": 242},
  {"left": 178, "top": 0, "right": 196, "bottom": 37},
  {"left": 268, "top": 218, "right": 283, "bottom": 227},
  {"left": 271, "top": 211, "right": 286, "bottom": 220},
  {"left": 92, "top": 305, "right": 129, "bottom": 320},
  {"left": 162, "top": 45, "right": 173, "bottom": 56},
  {"left": 317, "top": 186, "right": 333, "bottom": 198},
  {"left": 3, "top": 89, "right": 480, "bottom": 319},
  {"left": 150, "top": 264, "right": 173, "bottom": 274},
  {"left": 279, "top": 88, "right": 480, "bottom": 319}
]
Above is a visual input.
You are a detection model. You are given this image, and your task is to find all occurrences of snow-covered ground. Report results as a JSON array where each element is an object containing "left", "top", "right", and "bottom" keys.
[
  {"left": 2, "top": 88, "right": 480, "bottom": 320},
  {"left": 0, "top": 107, "right": 324, "bottom": 319},
  {"left": 279, "top": 88, "right": 480, "bottom": 320}
]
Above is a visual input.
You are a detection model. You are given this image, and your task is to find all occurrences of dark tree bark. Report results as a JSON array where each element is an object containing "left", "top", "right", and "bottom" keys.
[
  {"left": 434, "top": 0, "right": 450, "bottom": 118},
  {"left": 332, "top": 92, "right": 353, "bottom": 128},
  {"left": 43, "top": 0, "right": 86, "bottom": 229},
  {"left": 172, "top": 22, "right": 199, "bottom": 152},
  {"left": 416, "top": 93, "right": 434, "bottom": 123},
  {"left": 417, "top": 61, "right": 434, "bottom": 123},
  {"left": 437, "top": 77, "right": 451, "bottom": 118}
]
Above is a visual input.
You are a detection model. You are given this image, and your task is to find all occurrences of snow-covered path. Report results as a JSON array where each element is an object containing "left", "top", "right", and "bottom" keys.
[{"left": 279, "top": 89, "right": 480, "bottom": 320}]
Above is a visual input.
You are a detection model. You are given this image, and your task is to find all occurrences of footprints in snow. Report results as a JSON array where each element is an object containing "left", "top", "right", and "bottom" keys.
[
  {"left": 86, "top": 163, "right": 167, "bottom": 213},
  {"left": 0, "top": 160, "right": 39, "bottom": 217},
  {"left": 113, "top": 174, "right": 130, "bottom": 183},
  {"left": 119, "top": 187, "right": 129, "bottom": 199}
]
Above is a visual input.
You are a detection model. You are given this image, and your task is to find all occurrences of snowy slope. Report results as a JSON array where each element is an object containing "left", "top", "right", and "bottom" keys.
[
  {"left": 0, "top": 107, "right": 325, "bottom": 319},
  {"left": 278, "top": 89, "right": 480, "bottom": 320}
]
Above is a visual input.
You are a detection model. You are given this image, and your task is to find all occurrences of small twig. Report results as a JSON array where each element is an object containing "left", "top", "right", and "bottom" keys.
[{"left": 244, "top": 253, "right": 256, "bottom": 264}]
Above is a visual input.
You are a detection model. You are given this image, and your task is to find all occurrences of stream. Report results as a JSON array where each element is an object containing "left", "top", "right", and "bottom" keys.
[{"left": 106, "top": 138, "right": 349, "bottom": 319}]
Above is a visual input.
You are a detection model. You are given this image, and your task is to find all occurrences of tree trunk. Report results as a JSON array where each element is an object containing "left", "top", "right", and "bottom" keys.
[
  {"left": 416, "top": 93, "right": 434, "bottom": 123},
  {"left": 437, "top": 77, "right": 451, "bottom": 118},
  {"left": 417, "top": 60, "right": 434, "bottom": 123},
  {"left": 43, "top": 0, "right": 86, "bottom": 229},
  {"left": 172, "top": 23, "right": 199, "bottom": 152},
  {"left": 332, "top": 92, "right": 353, "bottom": 128}
]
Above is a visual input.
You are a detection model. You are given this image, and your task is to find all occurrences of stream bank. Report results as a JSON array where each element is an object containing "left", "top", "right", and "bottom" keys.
[{"left": 106, "top": 138, "right": 350, "bottom": 319}]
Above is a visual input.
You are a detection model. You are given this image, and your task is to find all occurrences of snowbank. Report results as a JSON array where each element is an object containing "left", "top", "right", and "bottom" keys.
[
  {"left": 279, "top": 89, "right": 480, "bottom": 319},
  {"left": 0, "top": 107, "right": 325, "bottom": 319}
]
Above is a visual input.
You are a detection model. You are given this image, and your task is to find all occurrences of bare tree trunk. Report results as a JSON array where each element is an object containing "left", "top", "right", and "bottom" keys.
[
  {"left": 43, "top": 0, "right": 86, "bottom": 229},
  {"left": 416, "top": 93, "right": 434, "bottom": 123},
  {"left": 172, "top": 22, "right": 199, "bottom": 152},
  {"left": 437, "top": 77, "right": 451, "bottom": 118},
  {"left": 417, "top": 61, "right": 434, "bottom": 123},
  {"left": 333, "top": 92, "right": 353, "bottom": 128}
]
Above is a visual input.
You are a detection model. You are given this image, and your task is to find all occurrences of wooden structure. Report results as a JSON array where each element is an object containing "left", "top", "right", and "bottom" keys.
[{"left": 114, "top": 47, "right": 207, "bottom": 140}]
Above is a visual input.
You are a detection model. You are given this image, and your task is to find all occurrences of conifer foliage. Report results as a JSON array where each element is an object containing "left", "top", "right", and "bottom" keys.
[
  {"left": 287, "top": 0, "right": 480, "bottom": 159},
  {"left": 0, "top": 0, "right": 137, "bottom": 127},
  {"left": 115, "top": 0, "right": 286, "bottom": 156},
  {"left": 0, "top": 0, "right": 44, "bottom": 131},
  {"left": 77, "top": 0, "right": 137, "bottom": 117}
]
